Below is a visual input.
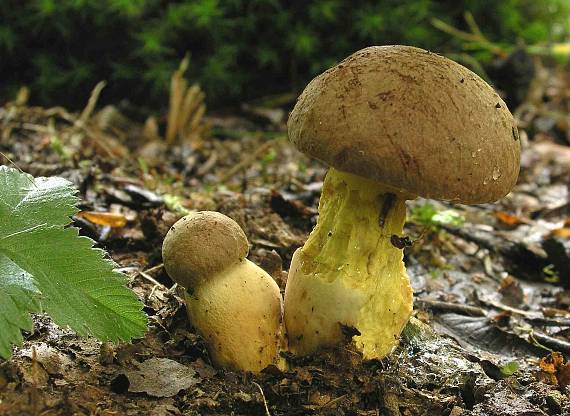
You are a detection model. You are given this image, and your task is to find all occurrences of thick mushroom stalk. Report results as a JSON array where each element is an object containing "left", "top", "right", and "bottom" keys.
[
  {"left": 162, "top": 211, "right": 284, "bottom": 372},
  {"left": 284, "top": 169, "right": 413, "bottom": 358},
  {"left": 284, "top": 45, "right": 521, "bottom": 359}
]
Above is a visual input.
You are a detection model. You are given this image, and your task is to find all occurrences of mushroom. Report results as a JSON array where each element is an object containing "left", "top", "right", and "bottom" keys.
[
  {"left": 284, "top": 45, "right": 521, "bottom": 359},
  {"left": 162, "top": 211, "right": 284, "bottom": 372}
]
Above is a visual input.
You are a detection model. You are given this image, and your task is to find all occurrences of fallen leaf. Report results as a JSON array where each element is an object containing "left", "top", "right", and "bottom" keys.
[
  {"left": 543, "top": 307, "right": 570, "bottom": 318},
  {"left": 549, "top": 228, "right": 570, "bottom": 238},
  {"left": 498, "top": 275, "right": 524, "bottom": 306},
  {"left": 495, "top": 211, "right": 525, "bottom": 226},
  {"left": 539, "top": 352, "right": 564, "bottom": 374},
  {"left": 76, "top": 211, "right": 128, "bottom": 228},
  {"left": 537, "top": 352, "right": 570, "bottom": 388},
  {"left": 499, "top": 361, "right": 520, "bottom": 377},
  {"left": 20, "top": 343, "right": 72, "bottom": 375},
  {"left": 433, "top": 314, "right": 544, "bottom": 357},
  {"left": 123, "top": 358, "right": 199, "bottom": 397},
  {"left": 191, "top": 358, "right": 217, "bottom": 379},
  {"left": 559, "top": 362, "right": 570, "bottom": 388}
]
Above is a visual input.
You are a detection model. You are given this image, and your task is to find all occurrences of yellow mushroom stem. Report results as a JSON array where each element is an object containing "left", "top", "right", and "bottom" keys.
[
  {"left": 284, "top": 168, "right": 414, "bottom": 359},
  {"left": 185, "top": 259, "right": 284, "bottom": 372}
]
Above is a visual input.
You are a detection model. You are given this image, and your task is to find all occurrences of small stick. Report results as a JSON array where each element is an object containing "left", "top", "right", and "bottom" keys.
[
  {"left": 531, "top": 331, "right": 570, "bottom": 355},
  {"left": 143, "top": 263, "right": 164, "bottom": 275},
  {"left": 138, "top": 270, "right": 168, "bottom": 290},
  {"left": 77, "top": 81, "right": 107, "bottom": 127},
  {"left": 253, "top": 382, "right": 271, "bottom": 416},
  {"left": 219, "top": 137, "right": 283, "bottom": 182},
  {"left": 416, "top": 299, "right": 487, "bottom": 317},
  {"left": 196, "top": 150, "right": 218, "bottom": 177},
  {"left": 320, "top": 393, "right": 348, "bottom": 410}
]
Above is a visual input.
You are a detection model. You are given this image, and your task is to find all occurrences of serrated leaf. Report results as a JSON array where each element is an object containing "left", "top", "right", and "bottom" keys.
[
  {"left": 0, "top": 166, "right": 78, "bottom": 235},
  {"left": 0, "top": 253, "right": 41, "bottom": 358},
  {"left": 0, "top": 166, "right": 147, "bottom": 359}
]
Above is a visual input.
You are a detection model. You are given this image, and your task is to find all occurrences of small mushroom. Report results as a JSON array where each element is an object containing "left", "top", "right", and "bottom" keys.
[
  {"left": 162, "top": 211, "right": 284, "bottom": 372},
  {"left": 284, "top": 45, "right": 521, "bottom": 359}
]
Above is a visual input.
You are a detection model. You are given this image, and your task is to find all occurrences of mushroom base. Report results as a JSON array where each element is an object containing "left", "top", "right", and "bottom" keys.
[
  {"left": 284, "top": 168, "right": 413, "bottom": 359},
  {"left": 185, "top": 259, "right": 285, "bottom": 372}
]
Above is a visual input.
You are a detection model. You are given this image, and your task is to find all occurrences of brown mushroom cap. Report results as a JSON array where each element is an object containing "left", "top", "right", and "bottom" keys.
[
  {"left": 162, "top": 211, "right": 249, "bottom": 289},
  {"left": 288, "top": 45, "right": 521, "bottom": 203}
]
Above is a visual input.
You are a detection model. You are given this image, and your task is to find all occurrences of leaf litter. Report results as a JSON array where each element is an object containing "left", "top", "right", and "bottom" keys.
[
  {"left": 119, "top": 357, "right": 200, "bottom": 397},
  {"left": 0, "top": 59, "right": 569, "bottom": 415}
]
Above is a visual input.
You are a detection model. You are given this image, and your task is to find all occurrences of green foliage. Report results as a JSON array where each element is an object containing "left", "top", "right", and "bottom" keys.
[
  {"left": 0, "top": 166, "right": 147, "bottom": 359},
  {"left": 0, "top": 0, "right": 568, "bottom": 108},
  {"left": 410, "top": 203, "right": 465, "bottom": 230},
  {"left": 499, "top": 360, "right": 520, "bottom": 376},
  {"left": 543, "top": 264, "right": 560, "bottom": 283}
]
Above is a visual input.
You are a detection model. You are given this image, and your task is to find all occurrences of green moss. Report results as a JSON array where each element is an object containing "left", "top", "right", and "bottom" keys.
[{"left": 0, "top": 0, "right": 568, "bottom": 107}]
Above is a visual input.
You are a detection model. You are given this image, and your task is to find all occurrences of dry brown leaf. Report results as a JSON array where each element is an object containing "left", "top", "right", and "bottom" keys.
[
  {"left": 543, "top": 307, "right": 570, "bottom": 318},
  {"left": 123, "top": 358, "right": 198, "bottom": 397},
  {"left": 549, "top": 227, "right": 570, "bottom": 238},
  {"left": 559, "top": 362, "right": 570, "bottom": 388},
  {"left": 76, "top": 211, "right": 128, "bottom": 228},
  {"left": 494, "top": 211, "right": 525, "bottom": 226},
  {"left": 539, "top": 351, "right": 564, "bottom": 374}
]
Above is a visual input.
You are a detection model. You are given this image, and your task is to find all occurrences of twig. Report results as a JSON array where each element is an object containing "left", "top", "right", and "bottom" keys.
[
  {"left": 479, "top": 297, "right": 540, "bottom": 318},
  {"left": 137, "top": 270, "right": 168, "bottom": 290},
  {"left": 0, "top": 151, "right": 30, "bottom": 181},
  {"left": 77, "top": 81, "right": 106, "bottom": 128},
  {"left": 143, "top": 263, "right": 164, "bottom": 275},
  {"left": 531, "top": 331, "right": 570, "bottom": 355},
  {"left": 219, "top": 137, "right": 284, "bottom": 182},
  {"left": 482, "top": 297, "right": 570, "bottom": 327},
  {"left": 319, "top": 393, "right": 348, "bottom": 410},
  {"left": 196, "top": 150, "right": 218, "bottom": 176},
  {"left": 253, "top": 381, "right": 271, "bottom": 416},
  {"left": 20, "top": 123, "right": 50, "bottom": 133},
  {"left": 44, "top": 106, "right": 76, "bottom": 123},
  {"left": 430, "top": 17, "right": 505, "bottom": 56},
  {"left": 416, "top": 299, "right": 487, "bottom": 317},
  {"left": 431, "top": 17, "right": 484, "bottom": 43},
  {"left": 118, "top": 266, "right": 169, "bottom": 290}
]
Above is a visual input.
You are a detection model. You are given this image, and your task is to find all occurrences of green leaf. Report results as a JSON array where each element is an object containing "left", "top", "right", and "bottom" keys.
[
  {"left": 410, "top": 203, "right": 465, "bottom": 230},
  {"left": 499, "top": 361, "right": 519, "bottom": 376},
  {"left": 0, "top": 167, "right": 77, "bottom": 235},
  {"left": 0, "top": 166, "right": 147, "bottom": 359},
  {"left": 0, "top": 254, "right": 41, "bottom": 358}
]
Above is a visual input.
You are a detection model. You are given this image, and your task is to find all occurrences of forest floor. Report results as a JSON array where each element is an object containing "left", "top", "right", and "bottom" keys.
[{"left": 0, "top": 62, "right": 569, "bottom": 416}]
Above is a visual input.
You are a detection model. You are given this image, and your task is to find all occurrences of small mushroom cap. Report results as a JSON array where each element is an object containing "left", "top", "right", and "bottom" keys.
[
  {"left": 162, "top": 211, "right": 249, "bottom": 289},
  {"left": 288, "top": 45, "right": 521, "bottom": 203}
]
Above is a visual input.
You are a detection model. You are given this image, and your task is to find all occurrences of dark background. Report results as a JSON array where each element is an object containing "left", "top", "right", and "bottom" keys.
[{"left": 0, "top": 0, "right": 568, "bottom": 111}]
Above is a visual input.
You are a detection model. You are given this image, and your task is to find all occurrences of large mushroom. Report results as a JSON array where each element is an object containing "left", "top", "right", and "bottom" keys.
[
  {"left": 284, "top": 45, "right": 521, "bottom": 359},
  {"left": 162, "top": 211, "right": 284, "bottom": 372}
]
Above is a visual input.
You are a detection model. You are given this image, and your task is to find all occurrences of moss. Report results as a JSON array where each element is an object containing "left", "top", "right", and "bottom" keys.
[{"left": 1, "top": 0, "right": 568, "bottom": 108}]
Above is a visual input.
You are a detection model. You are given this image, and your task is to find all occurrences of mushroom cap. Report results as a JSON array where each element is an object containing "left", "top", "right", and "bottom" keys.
[
  {"left": 162, "top": 211, "right": 249, "bottom": 289},
  {"left": 288, "top": 45, "right": 521, "bottom": 203}
]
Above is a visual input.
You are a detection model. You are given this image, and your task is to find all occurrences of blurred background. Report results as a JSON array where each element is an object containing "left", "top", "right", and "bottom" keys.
[{"left": 0, "top": 0, "right": 569, "bottom": 112}]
